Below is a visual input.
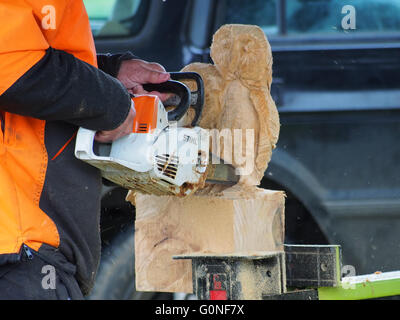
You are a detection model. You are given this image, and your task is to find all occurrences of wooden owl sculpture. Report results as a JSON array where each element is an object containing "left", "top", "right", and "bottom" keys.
[{"left": 181, "top": 24, "right": 280, "bottom": 186}]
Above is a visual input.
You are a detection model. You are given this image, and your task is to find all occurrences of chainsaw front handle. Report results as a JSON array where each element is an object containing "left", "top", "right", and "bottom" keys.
[
  {"left": 143, "top": 72, "right": 205, "bottom": 126},
  {"left": 143, "top": 79, "right": 190, "bottom": 122},
  {"left": 170, "top": 72, "right": 204, "bottom": 127}
]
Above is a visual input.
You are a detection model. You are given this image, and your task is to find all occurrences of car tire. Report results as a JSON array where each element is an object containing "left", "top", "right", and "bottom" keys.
[{"left": 87, "top": 224, "right": 172, "bottom": 300}]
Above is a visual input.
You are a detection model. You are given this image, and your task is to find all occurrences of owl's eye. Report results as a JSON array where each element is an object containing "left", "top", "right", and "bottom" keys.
[{"left": 220, "top": 37, "right": 230, "bottom": 47}]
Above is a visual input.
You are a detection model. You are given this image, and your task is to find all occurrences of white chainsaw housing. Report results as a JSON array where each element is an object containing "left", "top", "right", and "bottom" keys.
[{"left": 75, "top": 97, "right": 209, "bottom": 196}]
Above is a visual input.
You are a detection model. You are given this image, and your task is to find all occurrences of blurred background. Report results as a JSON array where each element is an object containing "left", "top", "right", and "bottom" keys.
[{"left": 82, "top": 0, "right": 400, "bottom": 299}]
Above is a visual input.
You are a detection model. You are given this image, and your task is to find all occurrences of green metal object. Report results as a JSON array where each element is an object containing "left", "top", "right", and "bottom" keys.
[{"left": 318, "top": 271, "right": 400, "bottom": 300}]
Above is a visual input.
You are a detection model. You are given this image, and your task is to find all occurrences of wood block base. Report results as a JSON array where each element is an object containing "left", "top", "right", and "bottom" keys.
[{"left": 130, "top": 186, "right": 285, "bottom": 293}]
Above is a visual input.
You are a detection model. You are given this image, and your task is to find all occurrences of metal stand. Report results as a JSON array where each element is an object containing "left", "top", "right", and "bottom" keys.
[{"left": 174, "top": 245, "right": 400, "bottom": 300}]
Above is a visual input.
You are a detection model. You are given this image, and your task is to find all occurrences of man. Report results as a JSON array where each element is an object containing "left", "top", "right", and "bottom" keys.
[{"left": 0, "top": 0, "right": 169, "bottom": 299}]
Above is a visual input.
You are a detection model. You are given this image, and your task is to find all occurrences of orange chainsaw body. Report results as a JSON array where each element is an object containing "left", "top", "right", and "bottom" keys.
[{"left": 131, "top": 95, "right": 160, "bottom": 134}]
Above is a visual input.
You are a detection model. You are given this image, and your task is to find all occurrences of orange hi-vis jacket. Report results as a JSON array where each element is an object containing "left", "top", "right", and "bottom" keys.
[{"left": 0, "top": 0, "right": 133, "bottom": 294}]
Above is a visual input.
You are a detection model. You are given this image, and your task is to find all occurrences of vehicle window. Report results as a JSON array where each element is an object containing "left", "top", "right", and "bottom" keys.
[
  {"left": 224, "top": 0, "right": 278, "bottom": 35},
  {"left": 223, "top": 0, "right": 400, "bottom": 36},
  {"left": 83, "top": 0, "right": 149, "bottom": 38}
]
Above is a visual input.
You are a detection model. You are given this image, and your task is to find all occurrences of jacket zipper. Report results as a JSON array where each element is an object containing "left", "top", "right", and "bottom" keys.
[{"left": 23, "top": 244, "right": 34, "bottom": 260}]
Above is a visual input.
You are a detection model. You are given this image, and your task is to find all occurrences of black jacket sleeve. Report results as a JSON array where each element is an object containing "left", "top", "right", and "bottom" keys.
[
  {"left": 96, "top": 51, "right": 138, "bottom": 78},
  {"left": 0, "top": 47, "right": 132, "bottom": 131}
]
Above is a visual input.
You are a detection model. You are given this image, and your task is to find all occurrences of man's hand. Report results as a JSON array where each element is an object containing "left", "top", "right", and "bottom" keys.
[
  {"left": 95, "top": 101, "right": 136, "bottom": 143},
  {"left": 95, "top": 59, "right": 170, "bottom": 143},
  {"left": 117, "top": 59, "right": 171, "bottom": 101}
]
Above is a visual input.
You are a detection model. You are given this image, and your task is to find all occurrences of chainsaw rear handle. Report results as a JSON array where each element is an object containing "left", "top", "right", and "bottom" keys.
[
  {"left": 75, "top": 127, "right": 108, "bottom": 162},
  {"left": 143, "top": 72, "right": 204, "bottom": 126}
]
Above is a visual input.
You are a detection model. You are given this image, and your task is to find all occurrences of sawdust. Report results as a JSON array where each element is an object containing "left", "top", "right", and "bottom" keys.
[
  {"left": 236, "top": 257, "right": 284, "bottom": 300},
  {"left": 126, "top": 190, "right": 136, "bottom": 205},
  {"left": 237, "top": 262, "right": 265, "bottom": 300},
  {"left": 194, "top": 183, "right": 284, "bottom": 200}
]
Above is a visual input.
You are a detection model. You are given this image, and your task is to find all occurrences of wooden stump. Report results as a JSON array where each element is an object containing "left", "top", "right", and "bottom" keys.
[{"left": 130, "top": 186, "right": 285, "bottom": 293}]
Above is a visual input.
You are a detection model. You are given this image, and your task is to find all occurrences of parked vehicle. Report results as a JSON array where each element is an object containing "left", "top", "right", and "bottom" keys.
[{"left": 83, "top": 0, "right": 400, "bottom": 299}]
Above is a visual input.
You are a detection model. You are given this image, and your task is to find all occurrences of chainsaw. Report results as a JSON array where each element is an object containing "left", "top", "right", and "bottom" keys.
[{"left": 74, "top": 72, "right": 239, "bottom": 196}]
